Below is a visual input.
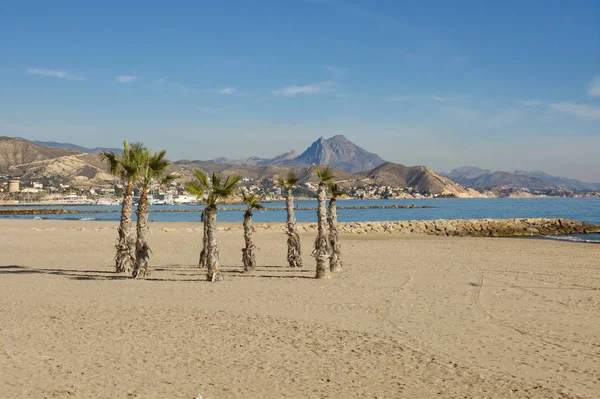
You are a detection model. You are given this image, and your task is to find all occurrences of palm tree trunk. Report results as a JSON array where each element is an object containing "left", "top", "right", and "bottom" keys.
[
  {"left": 205, "top": 205, "right": 223, "bottom": 282},
  {"left": 115, "top": 180, "right": 135, "bottom": 273},
  {"left": 199, "top": 209, "right": 208, "bottom": 267},
  {"left": 313, "top": 184, "right": 330, "bottom": 279},
  {"left": 242, "top": 210, "right": 256, "bottom": 272},
  {"left": 133, "top": 185, "right": 151, "bottom": 278},
  {"left": 285, "top": 186, "right": 303, "bottom": 267},
  {"left": 328, "top": 198, "right": 342, "bottom": 272}
]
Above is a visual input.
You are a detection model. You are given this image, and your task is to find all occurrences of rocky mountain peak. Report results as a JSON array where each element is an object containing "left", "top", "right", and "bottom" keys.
[{"left": 289, "top": 135, "right": 386, "bottom": 173}]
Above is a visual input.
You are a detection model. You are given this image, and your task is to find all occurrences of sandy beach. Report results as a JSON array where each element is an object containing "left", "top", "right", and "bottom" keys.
[{"left": 1, "top": 219, "right": 599, "bottom": 399}]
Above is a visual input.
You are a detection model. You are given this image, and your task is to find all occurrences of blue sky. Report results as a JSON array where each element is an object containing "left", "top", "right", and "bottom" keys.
[{"left": 1, "top": 0, "right": 599, "bottom": 181}]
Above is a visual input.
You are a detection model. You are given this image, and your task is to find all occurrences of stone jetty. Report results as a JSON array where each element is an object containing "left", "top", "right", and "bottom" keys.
[
  {"left": 206, "top": 218, "right": 599, "bottom": 238},
  {"left": 330, "top": 218, "right": 600, "bottom": 237}
]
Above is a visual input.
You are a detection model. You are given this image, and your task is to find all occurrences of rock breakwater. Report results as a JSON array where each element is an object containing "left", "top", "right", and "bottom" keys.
[{"left": 241, "top": 218, "right": 600, "bottom": 237}]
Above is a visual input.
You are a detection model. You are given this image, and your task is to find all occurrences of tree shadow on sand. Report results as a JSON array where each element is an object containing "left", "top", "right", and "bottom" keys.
[
  {"left": 0, "top": 264, "right": 315, "bottom": 281},
  {"left": 0, "top": 265, "right": 129, "bottom": 280}
]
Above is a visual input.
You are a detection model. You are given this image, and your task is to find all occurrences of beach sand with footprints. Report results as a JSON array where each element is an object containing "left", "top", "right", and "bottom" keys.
[{"left": 1, "top": 219, "right": 599, "bottom": 398}]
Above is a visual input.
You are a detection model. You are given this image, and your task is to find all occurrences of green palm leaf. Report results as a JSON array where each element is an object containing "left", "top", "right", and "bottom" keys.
[{"left": 314, "top": 165, "right": 335, "bottom": 184}]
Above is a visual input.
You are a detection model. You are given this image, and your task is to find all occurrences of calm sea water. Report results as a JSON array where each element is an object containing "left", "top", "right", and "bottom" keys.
[{"left": 2, "top": 198, "right": 599, "bottom": 242}]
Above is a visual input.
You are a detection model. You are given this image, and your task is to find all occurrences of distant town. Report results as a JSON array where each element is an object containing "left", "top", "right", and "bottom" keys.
[
  {"left": 1, "top": 171, "right": 598, "bottom": 206},
  {"left": 0, "top": 173, "right": 463, "bottom": 206}
]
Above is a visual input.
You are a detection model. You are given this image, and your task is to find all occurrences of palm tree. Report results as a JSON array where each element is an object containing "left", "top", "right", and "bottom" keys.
[
  {"left": 99, "top": 141, "right": 145, "bottom": 273},
  {"left": 277, "top": 172, "right": 303, "bottom": 268},
  {"left": 185, "top": 170, "right": 241, "bottom": 282},
  {"left": 132, "top": 148, "right": 177, "bottom": 278},
  {"left": 328, "top": 182, "right": 344, "bottom": 273},
  {"left": 313, "top": 165, "right": 334, "bottom": 279},
  {"left": 241, "top": 190, "right": 264, "bottom": 272}
]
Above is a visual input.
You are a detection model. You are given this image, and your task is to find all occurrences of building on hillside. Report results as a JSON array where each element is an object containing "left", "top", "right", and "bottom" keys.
[{"left": 8, "top": 180, "right": 20, "bottom": 193}]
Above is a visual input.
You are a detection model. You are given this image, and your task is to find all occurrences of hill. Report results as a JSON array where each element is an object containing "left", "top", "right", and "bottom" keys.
[
  {"left": 360, "top": 162, "right": 488, "bottom": 197},
  {"left": 0, "top": 137, "right": 80, "bottom": 174}
]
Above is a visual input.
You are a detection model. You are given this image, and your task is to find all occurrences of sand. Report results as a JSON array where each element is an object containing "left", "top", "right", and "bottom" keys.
[{"left": 0, "top": 219, "right": 599, "bottom": 399}]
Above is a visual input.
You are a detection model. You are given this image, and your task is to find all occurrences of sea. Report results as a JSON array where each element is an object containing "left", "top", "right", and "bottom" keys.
[{"left": 1, "top": 198, "right": 599, "bottom": 243}]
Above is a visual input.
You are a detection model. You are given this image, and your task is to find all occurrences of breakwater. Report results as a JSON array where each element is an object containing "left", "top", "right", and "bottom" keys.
[{"left": 213, "top": 218, "right": 600, "bottom": 237}]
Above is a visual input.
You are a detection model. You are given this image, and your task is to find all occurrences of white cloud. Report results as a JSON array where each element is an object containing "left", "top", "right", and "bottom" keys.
[
  {"left": 548, "top": 102, "right": 600, "bottom": 120},
  {"left": 155, "top": 78, "right": 165, "bottom": 84},
  {"left": 588, "top": 76, "right": 600, "bottom": 97},
  {"left": 273, "top": 81, "right": 334, "bottom": 96},
  {"left": 385, "top": 96, "right": 412, "bottom": 102},
  {"left": 115, "top": 75, "right": 138, "bottom": 83},
  {"left": 26, "top": 68, "right": 84, "bottom": 81},
  {"left": 432, "top": 96, "right": 446, "bottom": 102},
  {"left": 211, "top": 87, "right": 240, "bottom": 95},
  {"left": 517, "top": 100, "right": 544, "bottom": 106}
]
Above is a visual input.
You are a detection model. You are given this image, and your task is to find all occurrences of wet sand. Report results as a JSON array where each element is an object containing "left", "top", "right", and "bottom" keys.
[{"left": 1, "top": 220, "right": 599, "bottom": 398}]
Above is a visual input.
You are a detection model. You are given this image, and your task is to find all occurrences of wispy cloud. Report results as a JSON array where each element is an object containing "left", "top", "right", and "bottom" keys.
[
  {"left": 324, "top": 65, "right": 346, "bottom": 78},
  {"left": 115, "top": 75, "right": 138, "bottom": 83},
  {"left": 155, "top": 78, "right": 165, "bottom": 84},
  {"left": 588, "top": 76, "right": 600, "bottom": 97},
  {"left": 273, "top": 81, "right": 334, "bottom": 96},
  {"left": 385, "top": 96, "right": 412, "bottom": 102},
  {"left": 179, "top": 84, "right": 199, "bottom": 93},
  {"left": 432, "top": 96, "right": 446, "bottom": 102},
  {"left": 211, "top": 87, "right": 241, "bottom": 95},
  {"left": 548, "top": 102, "right": 600, "bottom": 120},
  {"left": 26, "top": 68, "right": 84, "bottom": 81},
  {"left": 517, "top": 100, "right": 544, "bottom": 106}
]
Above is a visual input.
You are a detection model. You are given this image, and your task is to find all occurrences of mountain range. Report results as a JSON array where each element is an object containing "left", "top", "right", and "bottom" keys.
[
  {"left": 1, "top": 135, "right": 599, "bottom": 196},
  {"left": 442, "top": 166, "right": 600, "bottom": 191},
  {"left": 0, "top": 136, "right": 479, "bottom": 196}
]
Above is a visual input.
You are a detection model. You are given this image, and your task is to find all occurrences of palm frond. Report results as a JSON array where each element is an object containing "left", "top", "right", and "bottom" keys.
[
  {"left": 286, "top": 172, "right": 298, "bottom": 186},
  {"left": 223, "top": 174, "right": 242, "bottom": 190},
  {"left": 328, "top": 182, "right": 345, "bottom": 198},
  {"left": 148, "top": 149, "right": 170, "bottom": 177},
  {"left": 241, "top": 190, "right": 265, "bottom": 211},
  {"left": 193, "top": 169, "right": 210, "bottom": 190},
  {"left": 185, "top": 180, "right": 205, "bottom": 199},
  {"left": 99, "top": 150, "right": 122, "bottom": 176},
  {"left": 314, "top": 165, "right": 335, "bottom": 184},
  {"left": 160, "top": 172, "right": 179, "bottom": 186}
]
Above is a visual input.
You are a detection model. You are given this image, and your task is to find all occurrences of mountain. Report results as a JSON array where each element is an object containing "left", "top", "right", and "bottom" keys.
[
  {"left": 513, "top": 170, "right": 600, "bottom": 191},
  {"left": 208, "top": 150, "right": 299, "bottom": 166},
  {"left": 443, "top": 166, "right": 490, "bottom": 180},
  {"left": 173, "top": 160, "right": 356, "bottom": 185},
  {"left": 206, "top": 134, "right": 386, "bottom": 173},
  {"left": 283, "top": 135, "right": 386, "bottom": 173},
  {"left": 359, "top": 162, "right": 488, "bottom": 197},
  {"left": 0, "top": 137, "right": 79, "bottom": 174},
  {"left": 445, "top": 166, "right": 600, "bottom": 191},
  {"left": 27, "top": 139, "right": 121, "bottom": 154}
]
